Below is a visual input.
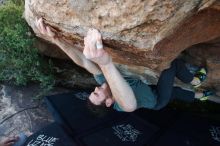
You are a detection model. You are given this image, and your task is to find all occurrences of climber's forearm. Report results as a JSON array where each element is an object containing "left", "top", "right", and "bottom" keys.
[
  {"left": 55, "top": 39, "right": 101, "bottom": 75},
  {"left": 55, "top": 39, "right": 84, "bottom": 67},
  {"left": 99, "top": 62, "right": 137, "bottom": 112}
]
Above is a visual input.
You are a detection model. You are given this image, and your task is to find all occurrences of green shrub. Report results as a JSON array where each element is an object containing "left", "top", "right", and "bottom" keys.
[{"left": 0, "top": 1, "right": 55, "bottom": 92}]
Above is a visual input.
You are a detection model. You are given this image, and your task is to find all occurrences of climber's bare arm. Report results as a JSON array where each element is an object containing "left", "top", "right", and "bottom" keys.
[
  {"left": 35, "top": 18, "right": 101, "bottom": 75},
  {"left": 55, "top": 38, "right": 101, "bottom": 75},
  {"left": 83, "top": 29, "right": 137, "bottom": 112}
]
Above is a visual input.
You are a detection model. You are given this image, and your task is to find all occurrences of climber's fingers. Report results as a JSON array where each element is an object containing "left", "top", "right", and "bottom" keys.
[
  {"left": 35, "top": 17, "right": 47, "bottom": 35},
  {"left": 46, "top": 26, "right": 55, "bottom": 38}
]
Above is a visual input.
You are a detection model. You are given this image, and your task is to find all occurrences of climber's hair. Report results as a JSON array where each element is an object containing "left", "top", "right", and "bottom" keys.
[{"left": 87, "top": 98, "right": 110, "bottom": 117}]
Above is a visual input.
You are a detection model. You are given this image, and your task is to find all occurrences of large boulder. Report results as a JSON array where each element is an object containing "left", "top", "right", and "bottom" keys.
[{"left": 24, "top": 0, "right": 220, "bottom": 95}]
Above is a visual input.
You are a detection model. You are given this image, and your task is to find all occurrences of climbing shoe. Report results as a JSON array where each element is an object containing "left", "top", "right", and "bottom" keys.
[
  {"left": 199, "top": 90, "right": 215, "bottom": 101},
  {"left": 193, "top": 68, "right": 207, "bottom": 88}
]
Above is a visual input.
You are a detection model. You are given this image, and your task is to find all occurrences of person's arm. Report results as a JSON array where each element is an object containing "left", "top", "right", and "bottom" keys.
[
  {"left": 100, "top": 62, "right": 137, "bottom": 112},
  {"left": 83, "top": 29, "right": 137, "bottom": 112},
  {"left": 0, "top": 136, "right": 19, "bottom": 146},
  {"left": 35, "top": 18, "right": 101, "bottom": 75},
  {"left": 54, "top": 39, "right": 101, "bottom": 75}
]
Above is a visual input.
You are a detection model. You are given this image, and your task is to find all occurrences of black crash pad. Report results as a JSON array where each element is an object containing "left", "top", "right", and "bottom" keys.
[
  {"left": 152, "top": 114, "right": 220, "bottom": 146},
  {"left": 23, "top": 123, "right": 77, "bottom": 146},
  {"left": 45, "top": 89, "right": 220, "bottom": 146},
  {"left": 45, "top": 89, "right": 159, "bottom": 146},
  {"left": 77, "top": 114, "right": 159, "bottom": 146}
]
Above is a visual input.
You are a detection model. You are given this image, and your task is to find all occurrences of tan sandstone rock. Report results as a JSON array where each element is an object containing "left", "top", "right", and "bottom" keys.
[{"left": 24, "top": 0, "right": 220, "bottom": 94}]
